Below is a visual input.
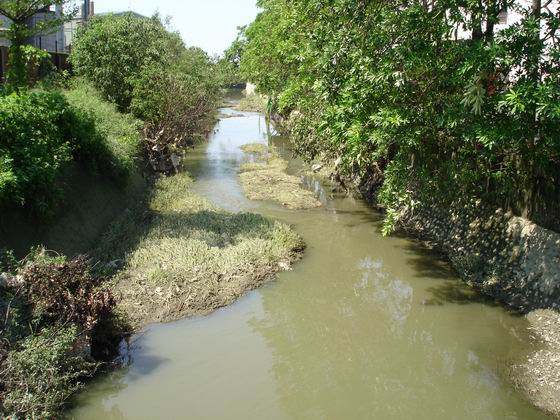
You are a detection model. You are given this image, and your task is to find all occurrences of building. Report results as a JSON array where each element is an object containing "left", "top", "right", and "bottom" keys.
[
  {"left": 0, "top": 1, "right": 94, "bottom": 82},
  {"left": 453, "top": 0, "right": 559, "bottom": 40},
  {"left": 64, "top": 0, "right": 95, "bottom": 52}
]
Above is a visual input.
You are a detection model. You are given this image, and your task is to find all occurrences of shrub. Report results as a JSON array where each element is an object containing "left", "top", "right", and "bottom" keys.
[
  {"left": 0, "top": 250, "right": 116, "bottom": 418},
  {"left": 129, "top": 48, "right": 222, "bottom": 169},
  {"left": 70, "top": 13, "right": 184, "bottom": 111},
  {"left": 20, "top": 255, "right": 115, "bottom": 332},
  {"left": 1, "top": 326, "right": 96, "bottom": 419},
  {"left": 71, "top": 14, "right": 223, "bottom": 171},
  {"left": 0, "top": 89, "right": 129, "bottom": 213},
  {"left": 0, "top": 92, "right": 73, "bottom": 211}
]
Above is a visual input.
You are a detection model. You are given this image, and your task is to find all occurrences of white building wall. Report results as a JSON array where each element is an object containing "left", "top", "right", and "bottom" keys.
[
  {"left": 0, "top": 15, "right": 11, "bottom": 48},
  {"left": 454, "top": 0, "right": 559, "bottom": 40}
]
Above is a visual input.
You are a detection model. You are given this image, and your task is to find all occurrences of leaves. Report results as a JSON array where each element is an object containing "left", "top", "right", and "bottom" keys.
[{"left": 240, "top": 0, "right": 560, "bottom": 229}]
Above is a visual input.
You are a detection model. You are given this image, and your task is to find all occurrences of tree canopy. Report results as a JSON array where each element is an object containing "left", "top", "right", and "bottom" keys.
[{"left": 239, "top": 0, "right": 560, "bottom": 232}]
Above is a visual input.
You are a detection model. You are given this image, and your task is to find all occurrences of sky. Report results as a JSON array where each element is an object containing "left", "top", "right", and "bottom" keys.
[{"left": 91, "top": 0, "right": 259, "bottom": 56}]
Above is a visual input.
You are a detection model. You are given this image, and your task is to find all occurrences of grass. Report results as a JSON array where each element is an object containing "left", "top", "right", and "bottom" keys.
[
  {"left": 96, "top": 172, "right": 304, "bottom": 328},
  {"left": 64, "top": 79, "right": 142, "bottom": 175},
  {"left": 236, "top": 93, "right": 267, "bottom": 113},
  {"left": 239, "top": 144, "right": 322, "bottom": 210}
]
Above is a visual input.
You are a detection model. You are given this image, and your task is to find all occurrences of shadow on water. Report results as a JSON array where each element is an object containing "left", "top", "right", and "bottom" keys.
[
  {"left": 397, "top": 241, "right": 509, "bottom": 309},
  {"left": 422, "top": 281, "right": 500, "bottom": 307}
]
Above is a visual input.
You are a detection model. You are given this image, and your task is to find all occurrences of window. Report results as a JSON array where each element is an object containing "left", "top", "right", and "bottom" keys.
[{"left": 497, "top": 9, "right": 508, "bottom": 25}]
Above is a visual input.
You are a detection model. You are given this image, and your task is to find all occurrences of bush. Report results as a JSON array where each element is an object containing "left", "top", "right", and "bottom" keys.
[
  {"left": 1, "top": 326, "right": 95, "bottom": 419},
  {"left": 70, "top": 13, "right": 184, "bottom": 111},
  {"left": 0, "top": 250, "right": 116, "bottom": 418},
  {"left": 129, "top": 48, "right": 222, "bottom": 169},
  {"left": 0, "top": 92, "right": 102, "bottom": 212},
  {"left": 20, "top": 255, "right": 115, "bottom": 332},
  {"left": 71, "top": 14, "right": 224, "bottom": 171}
]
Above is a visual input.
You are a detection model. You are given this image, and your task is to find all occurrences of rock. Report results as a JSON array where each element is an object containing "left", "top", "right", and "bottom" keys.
[
  {"left": 311, "top": 164, "right": 323, "bottom": 173},
  {"left": 0, "top": 272, "right": 9, "bottom": 288},
  {"left": 170, "top": 153, "right": 181, "bottom": 172}
]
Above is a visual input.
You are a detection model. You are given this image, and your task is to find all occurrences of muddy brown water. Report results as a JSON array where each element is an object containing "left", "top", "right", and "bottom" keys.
[{"left": 69, "top": 93, "right": 549, "bottom": 419}]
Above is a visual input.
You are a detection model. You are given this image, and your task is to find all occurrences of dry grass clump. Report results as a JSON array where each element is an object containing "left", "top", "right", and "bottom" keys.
[
  {"left": 235, "top": 94, "right": 267, "bottom": 113},
  {"left": 240, "top": 143, "right": 270, "bottom": 155},
  {"left": 239, "top": 144, "right": 322, "bottom": 210},
  {"left": 108, "top": 172, "right": 304, "bottom": 327}
]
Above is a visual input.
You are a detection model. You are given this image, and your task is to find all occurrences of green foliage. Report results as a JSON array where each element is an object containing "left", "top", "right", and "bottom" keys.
[
  {"left": 0, "top": 88, "right": 131, "bottom": 214},
  {"left": 0, "top": 0, "right": 76, "bottom": 89},
  {"left": 241, "top": 0, "right": 560, "bottom": 231},
  {"left": 1, "top": 326, "right": 95, "bottom": 419},
  {"left": 220, "top": 27, "right": 248, "bottom": 86},
  {"left": 0, "top": 250, "right": 116, "bottom": 419},
  {"left": 64, "top": 79, "right": 142, "bottom": 176},
  {"left": 71, "top": 14, "right": 224, "bottom": 170},
  {"left": 70, "top": 13, "right": 184, "bottom": 111},
  {"left": 129, "top": 47, "right": 222, "bottom": 167},
  {"left": 19, "top": 45, "right": 56, "bottom": 84},
  {"left": 0, "top": 91, "right": 74, "bottom": 212}
]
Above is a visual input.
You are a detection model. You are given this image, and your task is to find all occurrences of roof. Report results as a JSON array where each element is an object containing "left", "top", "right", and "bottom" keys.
[{"left": 95, "top": 11, "right": 147, "bottom": 19}]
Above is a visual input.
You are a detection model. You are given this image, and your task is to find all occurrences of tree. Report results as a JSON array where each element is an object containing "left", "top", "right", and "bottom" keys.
[
  {"left": 240, "top": 0, "right": 560, "bottom": 232},
  {"left": 70, "top": 13, "right": 183, "bottom": 110},
  {"left": 0, "top": 0, "right": 76, "bottom": 89}
]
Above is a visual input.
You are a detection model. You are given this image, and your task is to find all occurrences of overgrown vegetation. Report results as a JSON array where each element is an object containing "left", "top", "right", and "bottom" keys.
[
  {"left": 236, "top": 93, "right": 267, "bottom": 113},
  {"left": 63, "top": 79, "right": 142, "bottom": 177},
  {"left": 238, "top": 0, "right": 560, "bottom": 233},
  {"left": 218, "top": 27, "right": 248, "bottom": 86},
  {"left": 0, "top": 9, "right": 230, "bottom": 419},
  {"left": 71, "top": 13, "right": 223, "bottom": 171},
  {"left": 0, "top": 249, "right": 116, "bottom": 418},
  {"left": 95, "top": 172, "right": 305, "bottom": 327},
  {"left": 0, "top": 90, "right": 118, "bottom": 213}
]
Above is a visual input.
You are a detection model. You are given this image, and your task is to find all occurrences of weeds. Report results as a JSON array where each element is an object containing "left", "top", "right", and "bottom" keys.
[
  {"left": 0, "top": 248, "right": 117, "bottom": 418},
  {"left": 239, "top": 144, "right": 321, "bottom": 209},
  {"left": 100, "top": 172, "right": 304, "bottom": 327},
  {"left": 236, "top": 94, "right": 267, "bottom": 113}
]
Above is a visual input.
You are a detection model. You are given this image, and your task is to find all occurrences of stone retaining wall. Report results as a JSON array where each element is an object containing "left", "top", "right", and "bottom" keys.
[{"left": 398, "top": 198, "right": 560, "bottom": 311}]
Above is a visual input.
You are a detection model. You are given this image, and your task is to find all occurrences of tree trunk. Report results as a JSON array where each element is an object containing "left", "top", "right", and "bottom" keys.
[{"left": 6, "top": 23, "right": 28, "bottom": 90}]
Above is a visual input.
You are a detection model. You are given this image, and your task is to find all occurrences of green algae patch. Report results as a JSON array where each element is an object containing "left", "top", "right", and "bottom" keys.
[
  {"left": 99, "top": 172, "right": 304, "bottom": 328},
  {"left": 239, "top": 144, "right": 322, "bottom": 210}
]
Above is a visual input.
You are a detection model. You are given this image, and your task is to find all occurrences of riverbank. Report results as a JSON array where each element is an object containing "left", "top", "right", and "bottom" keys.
[
  {"left": 512, "top": 310, "right": 560, "bottom": 418},
  {"left": 97, "top": 171, "right": 305, "bottom": 328},
  {"left": 70, "top": 102, "right": 549, "bottom": 420}
]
